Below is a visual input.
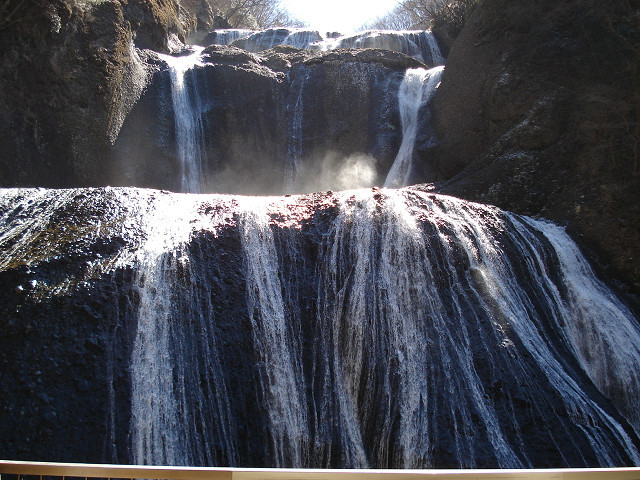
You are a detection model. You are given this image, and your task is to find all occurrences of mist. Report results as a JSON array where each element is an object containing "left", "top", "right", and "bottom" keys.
[{"left": 294, "top": 151, "right": 378, "bottom": 193}]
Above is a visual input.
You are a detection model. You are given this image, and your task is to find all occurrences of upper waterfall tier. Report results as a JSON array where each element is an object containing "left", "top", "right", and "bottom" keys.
[
  {"left": 203, "top": 28, "right": 444, "bottom": 66},
  {"left": 113, "top": 45, "right": 438, "bottom": 195},
  {"left": 1, "top": 186, "right": 639, "bottom": 467}
]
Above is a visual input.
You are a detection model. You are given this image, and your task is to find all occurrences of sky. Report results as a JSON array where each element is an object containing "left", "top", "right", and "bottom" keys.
[{"left": 279, "top": 0, "right": 400, "bottom": 33}]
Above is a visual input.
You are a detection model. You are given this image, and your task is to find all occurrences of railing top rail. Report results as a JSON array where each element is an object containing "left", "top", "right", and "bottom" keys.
[{"left": 1, "top": 461, "right": 640, "bottom": 480}]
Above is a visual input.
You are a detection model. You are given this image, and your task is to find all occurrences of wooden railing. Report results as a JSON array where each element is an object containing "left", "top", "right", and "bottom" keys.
[{"left": 1, "top": 461, "right": 640, "bottom": 480}]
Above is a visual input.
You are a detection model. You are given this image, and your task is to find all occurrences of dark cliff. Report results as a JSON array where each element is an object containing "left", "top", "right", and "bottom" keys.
[
  {"left": 429, "top": 0, "right": 640, "bottom": 296},
  {"left": 0, "top": 0, "right": 219, "bottom": 188}
]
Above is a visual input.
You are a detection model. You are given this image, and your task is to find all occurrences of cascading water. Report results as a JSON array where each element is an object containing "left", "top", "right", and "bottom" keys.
[
  {"left": 203, "top": 29, "right": 254, "bottom": 46},
  {"left": 320, "top": 30, "right": 445, "bottom": 66},
  {"left": 98, "top": 185, "right": 640, "bottom": 468},
  {"left": 158, "top": 47, "right": 206, "bottom": 193},
  {"left": 514, "top": 217, "right": 640, "bottom": 436},
  {"left": 115, "top": 25, "right": 446, "bottom": 195},
  {"left": 237, "top": 28, "right": 324, "bottom": 51},
  {"left": 284, "top": 68, "right": 308, "bottom": 193},
  {"left": 384, "top": 66, "right": 444, "bottom": 188},
  {"left": 205, "top": 28, "right": 444, "bottom": 65},
  {"left": 112, "top": 29, "right": 640, "bottom": 468},
  {"left": 128, "top": 192, "right": 239, "bottom": 466},
  {"left": 129, "top": 194, "right": 196, "bottom": 465},
  {"left": 237, "top": 197, "right": 310, "bottom": 467}
]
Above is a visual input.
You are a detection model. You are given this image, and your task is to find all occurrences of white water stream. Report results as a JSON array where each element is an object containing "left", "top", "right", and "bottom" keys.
[
  {"left": 117, "top": 188, "right": 640, "bottom": 468},
  {"left": 384, "top": 66, "right": 444, "bottom": 188},
  {"left": 1, "top": 187, "right": 638, "bottom": 467},
  {"left": 158, "top": 48, "right": 206, "bottom": 193}
]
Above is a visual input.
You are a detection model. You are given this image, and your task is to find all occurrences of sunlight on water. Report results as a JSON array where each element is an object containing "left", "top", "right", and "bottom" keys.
[
  {"left": 2, "top": 186, "right": 639, "bottom": 467},
  {"left": 384, "top": 66, "right": 444, "bottom": 189},
  {"left": 518, "top": 216, "right": 640, "bottom": 438},
  {"left": 122, "top": 188, "right": 640, "bottom": 467},
  {"left": 129, "top": 191, "right": 236, "bottom": 465},
  {"left": 207, "top": 28, "right": 445, "bottom": 65},
  {"left": 158, "top": 48, "right": 206, "bottom": 193},
  {"left": 237, "top": 196, "right": 311, "bottom": 466}
]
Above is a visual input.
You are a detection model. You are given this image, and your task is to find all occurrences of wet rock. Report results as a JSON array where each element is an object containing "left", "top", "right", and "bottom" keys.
[
  {"left": 112, "top": 46, "right": 416, "bottom": 194},
  {"left": 0, "top": 186, "right": 639, "bottom": 466}
]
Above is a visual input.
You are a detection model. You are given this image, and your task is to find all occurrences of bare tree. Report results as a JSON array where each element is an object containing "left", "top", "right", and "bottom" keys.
[
  {"left": 210, "top": 0, "right": 302, "bottom": 28},
  {"left": 365, "top": 4, "right": 416, "bottom": 30},
  {"left": 369, "top": 0, "right": 478, "bottom": 32},
  {"left": 252, "top": 1, "right": 305, "bottom": 28}
]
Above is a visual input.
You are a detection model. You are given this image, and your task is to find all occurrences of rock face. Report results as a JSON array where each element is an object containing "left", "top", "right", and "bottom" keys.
[
  {"left": 2, "top": 0, "right": 638, "bottom": 300},
  {"left": 2, "top": 2, "right": 640, "bottom": 465},
  {"left": 112, "top": 45, "right": 425, "bottom": 194},
  {"left": 0, "top": 8, "right": 433, "bottom": 195},
  {"left": 428, "top": 0, "right": 640, "bottom": 297},
  {"left": 0, "top": 188, "right": 140, "bottom": 462},
  {"left": 0, "top": 0, "right": 225, "bottom": 189}
]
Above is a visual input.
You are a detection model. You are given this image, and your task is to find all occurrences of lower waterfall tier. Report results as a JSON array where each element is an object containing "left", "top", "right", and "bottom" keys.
[{"left": 0, "top": 186, "right": 639, "bottom": 468}]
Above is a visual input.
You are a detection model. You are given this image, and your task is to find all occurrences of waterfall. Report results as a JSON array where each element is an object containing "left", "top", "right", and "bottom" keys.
[
  {"left": 204, "top": 28, "right": 444, "bottom": 66},
  {"left": 321, "top": 30, "right": 445, "bottom": 65},
  {"left": 109, "top": 186, "right": 640, "bottom": 468},
  {"left": 2, "top": 186, "right": 639, "bottom": 467},
  {"left": 515, "top": 216, "right": 640, "bottom": 436},
  {"left": 232, "top": 28, "right": 324, "bottom": 52},
  {"left": 158, "top": 48, "right": 206, "bottom": 193},
  {"left": 129, "top": 193, "right": 198, "bottom": 466},
  {"left": 237, "top": 196, "right": 310, "bottom": 467},
  {"left": 284, "top": 68, "right": 310, "bottom": 193},
  {"left": 4, "top": 19, "right": 640, "bottom": 470},
  {"left": 315, "top": 190, "right": 520, "bottom": 468},
  {"left": 115, "top": 28, "right": 446, "bottom": 195},
  {"left": 384, "top": 66, "right": 444, "bottom": 188},
  {"left": 203, "top": 29, "right": 254, "bottom": 46},
  {"left": 283, "top": 30, "right": 325, "bottom": 49},
  {"left": 129, "top": 192, "right": 238, "bottom": 466},
  {"left": 71, "top": 29, "right": 640, "bottom": 468}
]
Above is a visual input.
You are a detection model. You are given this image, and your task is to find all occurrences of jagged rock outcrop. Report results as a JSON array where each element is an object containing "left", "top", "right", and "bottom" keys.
[{"left": 429, "top": 0, "right": 640, "bottom": 297}]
